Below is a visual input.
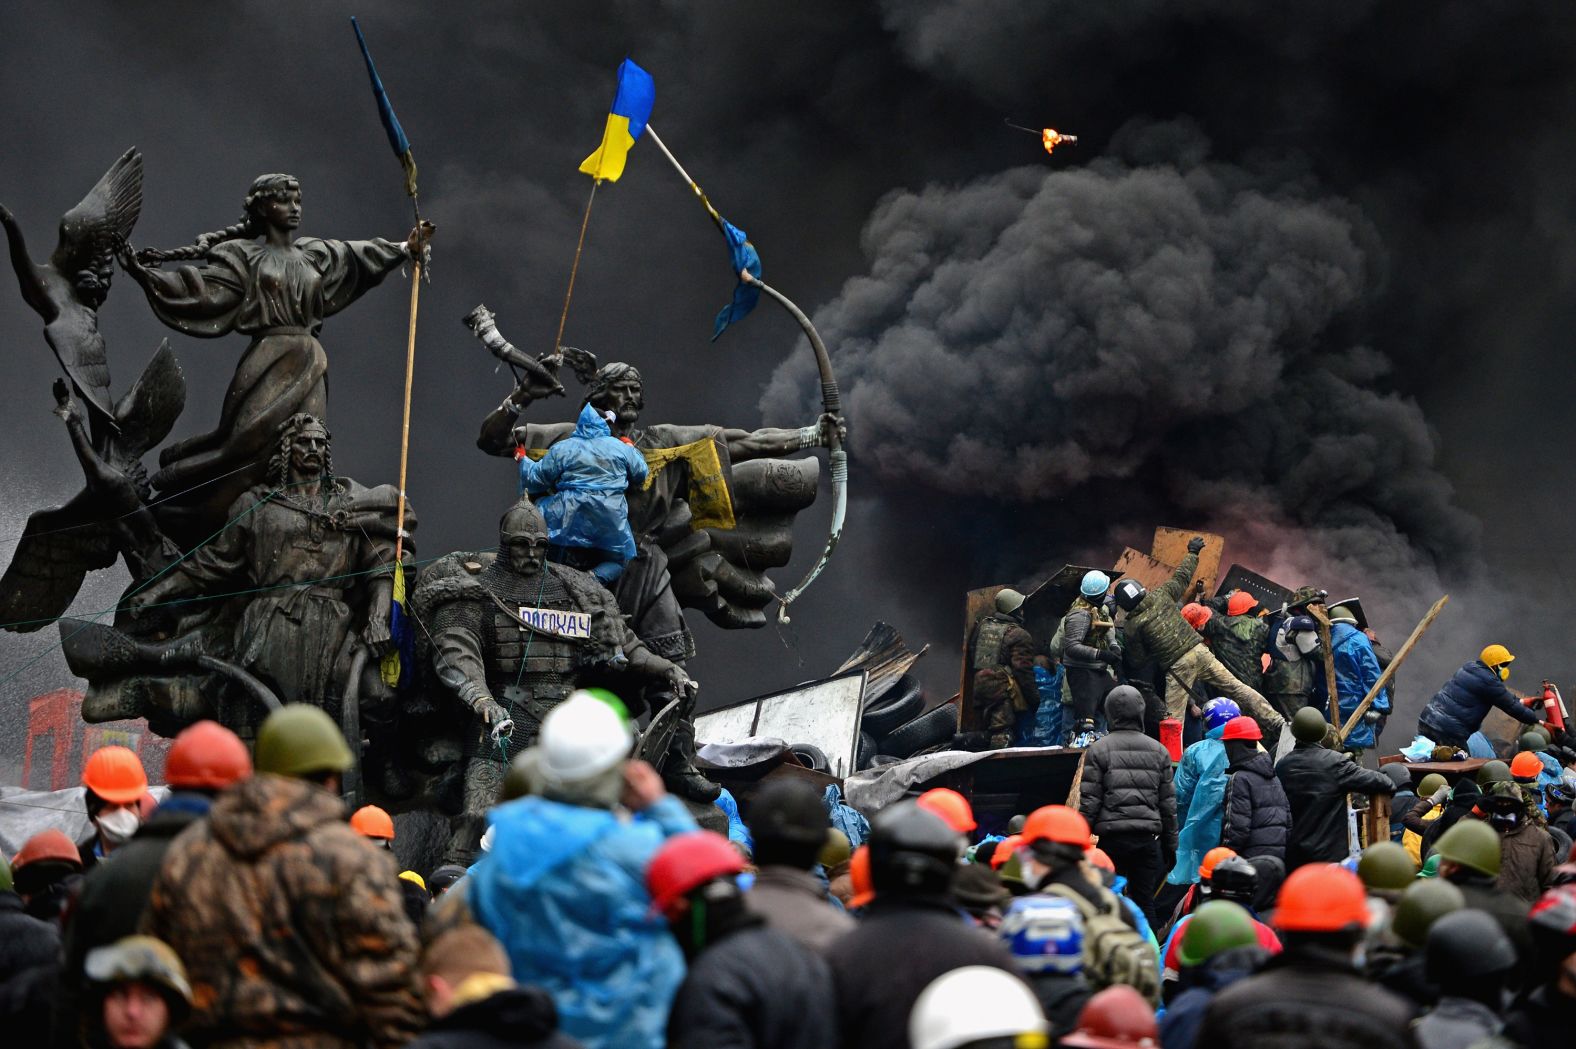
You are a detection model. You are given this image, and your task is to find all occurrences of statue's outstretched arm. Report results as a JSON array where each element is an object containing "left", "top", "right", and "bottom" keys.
[{"left": 720, "top": 413, "right": 846, "bottom": 463}]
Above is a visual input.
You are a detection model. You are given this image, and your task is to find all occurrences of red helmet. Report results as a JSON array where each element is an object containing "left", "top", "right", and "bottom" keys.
[
  {"left": 1181, "top": 603, "right": 1212, "bottom": 630},
  {"left": 1086, "top": 847, "right": 1116, "bottom": 873},
  {"left": 165, "top": 721, "right": 252, "bottom": 791},
  {"left": 646, "top": 831, "right": 746, "bottom": 918},
  {"left": 1529, "top": 882, "right": 1576, "bottom": 940},
  {"left": 990, "top": 835, "right": 1022, "bottom": 871},
  {"left": 350, "top": 805, "right": 396, "bottom": 841},
  {"left": 82, "top": 746, "right": 148, "bottom": 804},
  {"left": 1220, "top": 716, "right": 1262, "bottom": 742},
  {"left": 1021, "top": 805, "right": 1092, "bottom": 849},
  {"left": 1059, "top": 985, "right": 1159, "bottom": 1049},
  {"left": 1274, "top": 863, "right": 1369, "bottom": 933},
  {"left": 1226, "top": 592, "right": 1258, "bottom": 617},
  {"left": 1511, "top": 751, "right": 1544, "bottom": 782},
  {"left": 917, "top": 788, "right": 977, "bottom": 833},
  {"left": 12, "top": 828, "right": 82, "bottom": 871}
]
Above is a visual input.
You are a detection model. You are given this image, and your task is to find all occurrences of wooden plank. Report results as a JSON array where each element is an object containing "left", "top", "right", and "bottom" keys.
[
  {"left": 1309, "top": 605, "right": 1342, "bottom": 728},
  {"left": 1112, "top": 548, "right": 1177, "bottom": 592},
  {"left": 1152, "top": 526, "right": 1225, "bottom": 598}
]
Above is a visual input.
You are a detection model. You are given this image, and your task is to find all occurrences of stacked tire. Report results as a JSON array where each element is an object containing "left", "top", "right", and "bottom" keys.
[{"left": 854, "top": 674, "right": 957, "bottom": 770}]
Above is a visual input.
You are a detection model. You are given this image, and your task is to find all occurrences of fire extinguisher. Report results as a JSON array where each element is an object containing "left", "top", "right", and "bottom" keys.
[{"left": 1541, "top": 680, "right": 1567, "bottom": 733}]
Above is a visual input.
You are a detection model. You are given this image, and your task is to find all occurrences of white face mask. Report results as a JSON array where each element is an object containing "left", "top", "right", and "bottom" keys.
[
  {"left": 95, "top": 806, "right": 141, "bottom": 846},
  {"left": 1294, "top": 632, "right": 1320, "bottom": 656}
]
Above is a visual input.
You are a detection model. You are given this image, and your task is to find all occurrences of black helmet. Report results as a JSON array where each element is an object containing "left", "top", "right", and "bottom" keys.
[
  {"left": 868, "top": 801, "right": 961, "bottom": 896},
  {"left": 1207, "top": 855, "right": 1258, "bottom": 906},
  {"left": 1424, "top": 909, "right": 1517, "bottom": 986},
  {"left": 1381, "top": 764, "right": 1413, "bottom": 791},
  {"left": 1113, "top": 579, "right": 1147, "bottom": 612},
  {"left": 749, "top": 779, "right": 830, "bottom": 847}
]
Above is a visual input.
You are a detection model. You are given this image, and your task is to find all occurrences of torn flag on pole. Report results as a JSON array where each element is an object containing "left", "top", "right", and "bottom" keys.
[
  {"left": 381, "top": 561, "right": 416, "bottom": 688},
  {"left": 712, "top": 218, "right": 762, "bottom": 341},
  {"left": 579, "top": 59, "right": 655, "bottom": 183},
  {"left": 351, "top": 16, "right": 418, "bottom": 197}
]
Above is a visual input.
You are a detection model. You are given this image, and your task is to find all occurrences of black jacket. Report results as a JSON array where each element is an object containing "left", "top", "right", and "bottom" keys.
[
  {"left": 1194, "top": 945, "right": 1417, "bottom": 1049},
  {"left": 1366, "top": 946, "right": 1437, "bottom": 1011},
  {"left": 668, "top": 922, "right": 835, "bottom": 1049},
  {"left": 1160, "top": 945, "right": 1267, "bottom": 1049},
  {"left": 1027, "top": 972, "right": 1091, "bottom": 1041},
  {"left": 1450, "top": 873, "right": 1534, "bottom": 977},
  {"left": 1078, "top": 690, "right": 1178, "bottom": 851},
  {"left": 1221, "top": 744, "right": 1292, "bottom": 861},
  {"left": 1274, "top": 744, "right": 1396, "bottom": 869},
  {"left": 827, "top": 897, "right": 1020, "bottom": 1049},
  {"left": 1419, "top": 661, "right": 1540, "bottom": 745},
  {"left": 0, "top": 892, "right": 60, "bottom": 1045},
  {"left": 1502, "top": 984, "right": 1576, "bottom": 1046},
  {"left": 405, "top": 985, "right": 582, "bottom": 1049}
]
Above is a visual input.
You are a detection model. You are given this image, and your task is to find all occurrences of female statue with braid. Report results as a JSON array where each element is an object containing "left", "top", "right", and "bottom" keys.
[{"left": 117, "top": 173, "right": 431, "bottom": 538}]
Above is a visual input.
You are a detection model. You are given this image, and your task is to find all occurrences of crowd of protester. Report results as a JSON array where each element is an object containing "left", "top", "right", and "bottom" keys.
[{"left": 4, "top": 657, "right": 1576, "bottom": 1047}]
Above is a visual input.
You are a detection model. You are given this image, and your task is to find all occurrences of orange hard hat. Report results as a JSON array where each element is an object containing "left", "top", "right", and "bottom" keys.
[
  {"left": 1022, "top": 805, "right": 1093, "bottom": 849},
  {"left": 646, "top": 831, "right": 748, "bottom": 918},
  {"left": 917, "top": 788, "right": 977, "bottom": 834},
  {"left": 13, "top": 828, "right": 82, "bottom": 871},
  {"left": 1273, "top": 863, "right": 1369, "bottom": 933},
  {"left": 165, "top": 720, "right": 253, "bottom": 791},
  {"left": 991, "top": 835, "right": 1022, "bottom": 871},
  {"left": 82, "top": 745, "right": 149, "bottom": 804},
  {"left": 350, "top": 805, "right": 395, "bottom": 841},
  {"left": 1086, "top": 847, "right": 1116, "bottom": 873},
  {"left": 1226, "top": 592, "right": 1258, "bottom": 617},
  {"left": 849, "top": 845, "right": 875, "bottom": 908},
  {"left": 1199, "top": 846, "right": 1238, "bottom": 880},
  {"left": 1220, "top": 716, "right": 1262, "bottom": 742},
  {"left": 1181, "top": 603, "right": 1213, "bottom": 630},
  {"left": 1511, "top": 752, "right": 1545, "bottom": 782}
]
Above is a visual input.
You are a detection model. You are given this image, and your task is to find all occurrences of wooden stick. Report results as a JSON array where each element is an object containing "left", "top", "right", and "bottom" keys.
[
  {"left": 1338, "top": 594, "right": 1451, "bottom": 741},
  {"left": 645, "top": 124, "right": 724, "bottom": 230},
  {"left": 553, "top": 179, "right": 599, "bottom": 357},
  {"left": 393, "top": 259, "right": 420, "bottom": 564},
  {"left": 1310, "top": 605, "right": 1340, "bottom": 727}
]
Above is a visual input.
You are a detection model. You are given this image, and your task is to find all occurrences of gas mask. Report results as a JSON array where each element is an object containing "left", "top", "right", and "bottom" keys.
[
  {"left": 1294, "top": 631, "right": 1320, "bottom": 657},
  {"left": 1496, "top": 665, "right": 1511, "bottom": 682},
  {"left": 94, "top": 805, "right": 142, "bottom": 846}
]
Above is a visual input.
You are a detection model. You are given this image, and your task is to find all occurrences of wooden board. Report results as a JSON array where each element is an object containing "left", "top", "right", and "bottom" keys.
[
  {"left": 1112, "top": 548, "right": 1177, "bottom": 592},
  {"left": 1152, "top": 526, "right": 1225, "bottom": 598}
]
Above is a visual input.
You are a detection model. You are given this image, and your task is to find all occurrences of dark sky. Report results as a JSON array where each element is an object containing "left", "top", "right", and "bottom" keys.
[{"left": 3, "top": 2, "right": 1575, "bottom": 774}]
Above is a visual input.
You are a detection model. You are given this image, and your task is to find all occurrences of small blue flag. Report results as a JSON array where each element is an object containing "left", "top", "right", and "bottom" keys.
[
  {"left": 712, "top": 219, "right": 762, "bottom": 341},
  {"left": 351, "top": 16, "right": 418, "bottom": 197}
]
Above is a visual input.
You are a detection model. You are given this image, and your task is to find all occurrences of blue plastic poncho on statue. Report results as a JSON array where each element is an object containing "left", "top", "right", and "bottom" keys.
[
  {"left": 467, "top": 793, "right": 696, "bottom": 1049},
  {"left": 521, "top": 403, "right": 649, "bottom": 583}
]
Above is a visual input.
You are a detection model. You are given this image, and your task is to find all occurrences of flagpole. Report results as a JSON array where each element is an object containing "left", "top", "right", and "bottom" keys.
[
  {"left": 644, "top": 125, "right": 723, "bottom": 229},
  {"left": 394, "top": 255, "right": 420, "bottom": 564},
  {"left": 553, "top": 180, "right": 599, "bottom": 355}
]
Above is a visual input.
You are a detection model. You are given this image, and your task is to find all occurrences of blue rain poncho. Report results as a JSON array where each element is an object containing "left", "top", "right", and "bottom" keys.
[
  {"left": 1165, "top": 725, "right": 1229, "bottom": 885},
  {"left": 521, "top": 403, "right": 649, "bottom": 560},
  {"left": 467, "top": 793, "right": 696, "bottom": 1049}
]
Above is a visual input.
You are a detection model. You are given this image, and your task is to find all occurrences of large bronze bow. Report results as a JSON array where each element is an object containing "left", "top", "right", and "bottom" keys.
[{"left": 743, "top": 273, "right": 847, "bottom": 624}]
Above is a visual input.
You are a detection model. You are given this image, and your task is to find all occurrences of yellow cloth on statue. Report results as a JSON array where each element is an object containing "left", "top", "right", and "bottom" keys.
[{"left": 518, "top": 438, "right": 736, "bottom": 531}]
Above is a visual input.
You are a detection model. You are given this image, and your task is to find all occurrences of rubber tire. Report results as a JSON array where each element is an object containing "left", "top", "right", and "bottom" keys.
[
  {"left": 861, "top": 676, "right": 925, "bottom": 736},
  {"left": 856, "top": 731, "right": 877, "bottom": 771},
  {"left": 878, "top": 703, "right": 959, "bottom": 758},
  {"left": 865, "top": 754, "right": 904, "bottom": 769},
  {"left": 790, "top": 743, "right": 831, "bottom": 773}
]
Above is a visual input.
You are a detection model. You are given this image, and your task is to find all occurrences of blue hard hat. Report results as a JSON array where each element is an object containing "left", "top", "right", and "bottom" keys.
[
  {"left": 1203, "top": 698, "right": 1241, "bottom": 733},
  {"left": 1080, "top": 571, "right": 1111, "bottom": 599},
  {"left": 998, "top": 895, "right": 1085, "bottom": 974}
]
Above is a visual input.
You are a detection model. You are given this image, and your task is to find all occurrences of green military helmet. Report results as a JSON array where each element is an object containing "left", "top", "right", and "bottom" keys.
[
  {"left": 1434, "top": 819, "right": 1502, "bottom": 878},
  {"left": 1358, "top": 842, "right": 1419, "bottom": 892},
  {"left": 254, "top": 704, "right": 354, "bottom": 778},
  {"left": 0, "top": 855, "right": 11, "bottom": 893},
  {"left": 1291, "top": 706, "right": 1331, "bottom": 744},
  {"left": 1519, "top": 732, "right": 1548, "bottom": 754},
  {"left": 1476, "top": 760, "right": 1512, "bottom": 787},
  {"left": 998, "top": 848, "right": 1026, "bottom": 887},
  {"left": 1417, "top": 773, "right": 1449, "bottom": 799},
  {"left": 1007, "top": 814, "right": 1028, "bottom": 835},
  {"left": 1390, "top": 878, "right": 1465, "bottom": 949},
  {"left": 1529, "top": 723, "right": 1553, "bottom": 746},
  {"left": 1328, "top": 605, "right": 1359, "bottom": 625},
  {"left": 1178, "top": 900, "right": 1259, "bottom": 969},
  {"left": 820, "top": 828, "right": 852, "bottom": 869}
]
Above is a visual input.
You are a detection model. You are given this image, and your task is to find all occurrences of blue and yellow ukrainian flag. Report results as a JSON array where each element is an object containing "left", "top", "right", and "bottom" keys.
[
  {"left": 351, "top": 17, "right": 418, "bottom": 197},
  {"left": 579, "top": 59, "right": 656, "bottom": 183},
  {"left": 380, "top": 561, "right": 416, "bottom": 688}
]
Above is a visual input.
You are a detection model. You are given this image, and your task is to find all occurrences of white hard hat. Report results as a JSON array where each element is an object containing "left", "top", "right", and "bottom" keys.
[
  {"left": 538, "top": 690, "right": 633, "bottom": 785},
  {"left": 909, "top": 966, "right": 1048, "bottom": 1049}
]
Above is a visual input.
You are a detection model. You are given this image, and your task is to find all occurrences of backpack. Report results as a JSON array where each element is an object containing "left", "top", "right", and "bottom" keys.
[{"left": 1042, "top": 883, "right": 1161, "bottom": 1004}]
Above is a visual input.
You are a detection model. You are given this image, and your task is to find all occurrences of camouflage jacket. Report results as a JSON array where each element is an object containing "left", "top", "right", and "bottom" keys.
[
  {"left": 1123, "top": 551, "right": 1202, "bottom": 670},
  {"left": 143, "top": 774, "right": 423, "bottom": 1049},
  {"left": 1202, "top": 611, "right": 1268, "bottom": 690}
]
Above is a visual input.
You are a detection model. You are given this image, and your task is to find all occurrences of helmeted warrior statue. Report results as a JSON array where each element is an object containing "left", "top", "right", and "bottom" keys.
[{"left": 412, "top": 497, "right": 697, "bottom": 859}]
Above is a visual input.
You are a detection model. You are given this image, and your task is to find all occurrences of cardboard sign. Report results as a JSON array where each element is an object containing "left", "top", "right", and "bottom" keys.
[
  {"left": 517, "top": 606, "right": 592, "bottom": 639},
  {"left": 1152, "top": 526, "right": 1225, "bottom": 596}
]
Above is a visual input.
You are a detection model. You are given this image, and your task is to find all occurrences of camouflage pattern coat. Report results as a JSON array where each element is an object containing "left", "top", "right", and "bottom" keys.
[
  {"left": 1123, "top": 551, "right": 1202, "bottom": 670},
  {"left": 143, "top": 774, "right": 423, "bottom": 1049}
]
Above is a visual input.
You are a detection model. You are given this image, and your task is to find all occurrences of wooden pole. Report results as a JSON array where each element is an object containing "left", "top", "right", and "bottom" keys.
[
  {"left": 1338, "top": 594, "right": 1451, "bottom": 741},
  {"left": 1310, "top": 605, "right": 1341, "bottom": 727},
  {"left": 393, "top": 259, "right": 420, "bottom": 564},
  {"left": 553, "top": 180, "right": 599, "bottom": 356}
]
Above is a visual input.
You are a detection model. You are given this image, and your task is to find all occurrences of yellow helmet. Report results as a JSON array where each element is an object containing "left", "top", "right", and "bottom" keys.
[{"left": 1480, "top": 644, "right": 1515, "bottom": 669}]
